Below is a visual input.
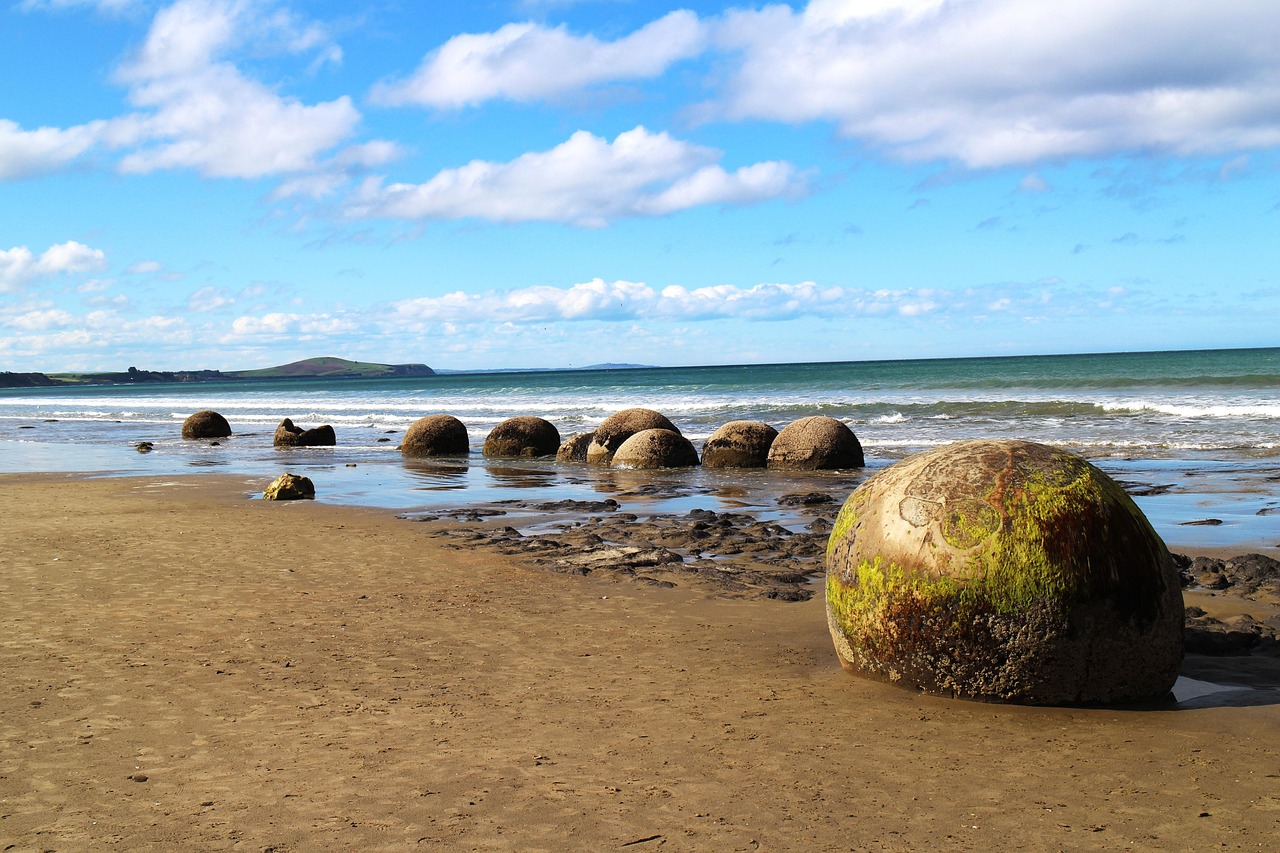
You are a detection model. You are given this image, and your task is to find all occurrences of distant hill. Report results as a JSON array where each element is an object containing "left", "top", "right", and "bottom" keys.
[{"left": 228, "top": 357, "right": 435, "bottom": 380}]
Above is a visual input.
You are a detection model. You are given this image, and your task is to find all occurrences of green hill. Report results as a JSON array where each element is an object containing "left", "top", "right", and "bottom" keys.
[{"left": 228, "top": 357, "right": 435, "bottom": 379}]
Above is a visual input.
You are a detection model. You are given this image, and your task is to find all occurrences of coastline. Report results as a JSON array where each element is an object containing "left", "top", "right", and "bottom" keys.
[{"left": 2, "top": 472, "right": 1278, "bottom": 850}]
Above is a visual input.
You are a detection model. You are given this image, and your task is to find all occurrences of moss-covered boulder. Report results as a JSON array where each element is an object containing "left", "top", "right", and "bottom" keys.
[
  {"left": 483, "top": 416, "right": 561, "bottom": 458},
  {"left": 612, "top": 429, "right": 699, "bottom": 469},
  {"left": 586, "top": 409, "right": 678, "bottom": 466},
  {"left": 401, "top": 415, "right": 469, "bottom": 458},
  {"left": 273, "top": 418, "right": 336, "bottom": 447},
  {"left": 556, "top": 431, "right": 595, "bottom": 463},
  {"left": 767, "top": 416, "right": 863, "bottom": 470},
  {"left": 825, "top": 440, "right": 1183, "bottom": 705},
  {"left": 181, "top": 409, "right": 231, "bottom": 439},
  {"left": 701, "top": 420, "right": 778, "bottom": 468}
]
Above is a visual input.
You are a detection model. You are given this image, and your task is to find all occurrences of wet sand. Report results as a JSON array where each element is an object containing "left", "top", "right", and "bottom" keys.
[{"left": 2, "top": 473, "right": 1279, "bottom": 851}]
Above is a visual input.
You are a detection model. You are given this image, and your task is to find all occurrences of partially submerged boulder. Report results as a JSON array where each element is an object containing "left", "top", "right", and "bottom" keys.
[
  {"left": 263, "top": 473, "right": 315, "bottom": 501},
  {"left": 586, "top": 409, "right": 678, "bottom": 466},
  {"left": 483, "top": 416, "right": 561, "bottom": 458},
  {"left": 556, "top": 432, "right": 595, "bottom": 463},
  {"left": 612, "top": 429, "right": 699, "bottom": 469},
  {"left": 701, "top": 420, "right": 778, "bottom": 469},
  {"left": 767, "top": 416, "right": 863, "bottom": 470},
  {"left": 273, "top": 418, "right": 336, "bottom": 447},
  {"left": 181, "top": 410, "right": 231, "bottom": 439},
  {"left": 825, "top": 439, "right": 1183, "bottom": 705},
  {"left": 401, "top": 415, "right": 469, "bottom": 457}
]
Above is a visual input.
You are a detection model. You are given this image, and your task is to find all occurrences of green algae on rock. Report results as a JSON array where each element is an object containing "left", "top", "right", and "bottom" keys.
[{"left": 825, "top": 439, "right": 1183, "bottom": 705}]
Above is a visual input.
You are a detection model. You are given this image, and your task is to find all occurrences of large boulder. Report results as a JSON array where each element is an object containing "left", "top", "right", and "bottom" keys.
[
  {"left": 612, "top": 429, "right": 699, "bottom": 469},
  {"left": 263, "top": 473, "right": 315, "bottom": 501},
  {"left": 483, "top": 416, "right": 561, "bottom": 458},
  {"left": 767, "top": 416, "right": 863, "bottom": 469},
  {"left": 273, "top": 418, "right": 336, "bottom": 447},
  {"left": 556, "top": 431, "right": 595, "bottom": 463},
  {"left": 586, "top": 409, "right": 678, "bottom": 466},
  {"left": 181, "top": 410, "right": 231, "bottom": 439},
  {"left": 825, "top": 439, "right": 1183, "bottom": 705},
  {"left": 401, "top": 415, "right": 469, "bottom": 457},
  {"left": 701, "top": 420, "right": 778, "bottom": 469}
]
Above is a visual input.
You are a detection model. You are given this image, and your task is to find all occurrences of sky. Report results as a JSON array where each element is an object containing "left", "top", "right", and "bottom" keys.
[{"left": 1, "top": 0, "right": 1277, "bottom": 372}]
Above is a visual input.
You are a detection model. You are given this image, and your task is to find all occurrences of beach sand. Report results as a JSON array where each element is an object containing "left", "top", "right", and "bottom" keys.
[{"left": 2, "top": 474, "right": 1278, "bottom": 851}]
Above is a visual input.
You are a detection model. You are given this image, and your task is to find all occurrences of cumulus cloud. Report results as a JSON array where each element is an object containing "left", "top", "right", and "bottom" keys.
[
  {"left": 712, "top": 0, "right": 1280, "bottom": 167},
  {"left": 371, "top": 11, "right": 707, "bottom": 108},
  {"left": 7, "top": 0, "right": 367, "bottom": 182},
  {"left": 0, "top": 119, "right": 107, "bottom": 180},
  {"left": 347, "top": 126, "right": 806, "bottom": 226},
  {"left": 0, "top": 241, "right": 108, "bottom": 292}
]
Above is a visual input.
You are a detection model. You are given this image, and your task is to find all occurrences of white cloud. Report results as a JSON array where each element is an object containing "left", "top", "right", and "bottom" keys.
[
  {"left": 0, "top": 119, "right": 105, "bottom": 180},
  {"left": 0, "top": 241, "right": 108, "bottom": 292},
  {"left": 372, "top": 10, "right": 707, "bottom": 108},
  {"left": 228, "top": 312, "right": 357, "bottom": 337},
  {"left": 713, "top": 0, "right": 1280, "bottom": 167},
  {"left": 126, "top": 260, "right": 163, "bottom": 274},
  {"left": 347, "top": 126, "right": 806, "bottom": 226}
]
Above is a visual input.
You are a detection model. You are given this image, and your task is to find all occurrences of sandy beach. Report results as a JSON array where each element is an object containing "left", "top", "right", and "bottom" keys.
[{"left": 2, "top": 473, "right": 1279, "bottom": 851}]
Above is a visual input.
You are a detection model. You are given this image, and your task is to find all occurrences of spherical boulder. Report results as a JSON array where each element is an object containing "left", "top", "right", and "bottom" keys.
[
  {"left": 263, "top": 472, "right": 315, "bottom": 501},
  {"left": 556, "top": 431, "right": 595, "bottom": 463},
  {"left": 586, "top": 409, "right": 679, "bottom": 466},
  {"left": 701, "top": 420, "right": 778, "bottom": 469},
  {"left": 182, "top": 409, "right": 231, "bottom": 439},
  {"left": 767, "top": 416, "right": 863, "bottom": 470},
  {"left": 401, "top": 415, "right": 469, "bottom": 457},
  {"left": 612, "top": 429, "right": 699, "bottom": 469},
  {"left": 825, "top": 439, "right": 1183, "bottom": 705},
  {"left": 274, "top": 418, "right": 336, "bottom": 447},
  {"left": 483, "top": 416, "right": 561, "bottom": 458}
]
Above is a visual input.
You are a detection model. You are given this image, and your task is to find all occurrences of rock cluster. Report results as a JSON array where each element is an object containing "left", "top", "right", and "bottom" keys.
[
  {"left": 586, "top": 409, "right": 678, "bottom": 466},
  {"left": 273, "top": 418, "right": 336, "bottom": 447},
  {"left": 825, "top": 439, "right": 1184, "bottom": 705}
]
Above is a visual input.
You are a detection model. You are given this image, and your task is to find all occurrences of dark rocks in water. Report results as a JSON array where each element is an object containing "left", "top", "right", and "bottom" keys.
[
  {"left": 1184, "top": 606, "right": 1279, "bottom": 656},
  {"left": 533, "top": 498, "right": 619, "bottom": 513},
  {"left": 1180, "top": 518, "right": 1224, "bottom": 526},
  {"left": 586, "top": 409, "right": 678, "bottom": 466},
  {"left": 182, "top": 410, "right": 231, "bottom": 439},
  {"left": 767, "top": 416, "right": 864, "bottom": 470},
  {"left": 556, "top": 432, "right": 595, "bottom": 463},
  {"left": 273, "top": 418, "right": 336, "bottom": 447},
  {"left": 135, "top": 441, "right": 154, "bottom": 453},
  {"left": 263, "top": 473, "right": 315, "bottom": 500},
  {"left": 484, "top": 416, "right": 561, "bottom": 458},
  {"left": 612, "top": 429, "right": 699, "bottom": 469},
  {"left": 826, "top": 439, "right": 1183, "bottom": 705},
  {"left": 401, "top": 415, "right": 469, "bottom": 457},
  {"left": 701, "top": 420, "right": 778, "bottom": 469},
  {"left": 778, "top": 492, "right": 837, "bottom": 506}
]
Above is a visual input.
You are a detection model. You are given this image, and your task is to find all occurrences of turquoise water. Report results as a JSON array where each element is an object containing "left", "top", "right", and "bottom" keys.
[{"left": 2, "top": 347, "right": 1278, "bottom": 547}]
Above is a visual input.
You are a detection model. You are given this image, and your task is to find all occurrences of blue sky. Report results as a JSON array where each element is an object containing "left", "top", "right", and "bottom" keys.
[{"left": 1, "top": 0, "right": 1277, "bottom": 372}]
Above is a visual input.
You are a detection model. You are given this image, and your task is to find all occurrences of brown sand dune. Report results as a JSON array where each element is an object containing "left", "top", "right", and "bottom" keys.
[{"left": 1, "top": 474, "right": 1278, "bottom": 851}]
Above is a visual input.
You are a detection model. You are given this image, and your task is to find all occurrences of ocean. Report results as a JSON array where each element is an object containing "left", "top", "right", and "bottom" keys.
[{"left": 2, "top": 347, "right": 1278, "bottom": 548}]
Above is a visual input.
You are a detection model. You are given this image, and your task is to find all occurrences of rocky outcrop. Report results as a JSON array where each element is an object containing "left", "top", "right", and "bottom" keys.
[
  {"left": 701, "top": 420, "right": 778, "bottom": 468},
  {"left": 767, "top": 416, "right": 863, "bottom": 470},
  {"left": 181, "top": 410, "right": 231, "bottom": 439},
  {"left": 612, "top": 429, "right": 699, "bottom": 469},
  {"left": 483, "top": 416, "right": 561, "bottom": 458},
  {"left": 401, "top": 415, "right": 469, "bottom": 457},
  {"left": 263, "top": 473, "right": 315, "bottom": 500},
  {"left": 273, "top": 418, "right": 336, "bottom": 447},
  {"left": 825, "top": 439, "right": 1184, "bottom": 705},
  {"left": 586, "top": 409, "right": 678, "bottom": 466}
]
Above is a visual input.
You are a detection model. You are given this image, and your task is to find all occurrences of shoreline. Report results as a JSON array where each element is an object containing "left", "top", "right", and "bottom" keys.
[{"left": 2, "top": 472, "right": 1279, "bottom": 849}]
